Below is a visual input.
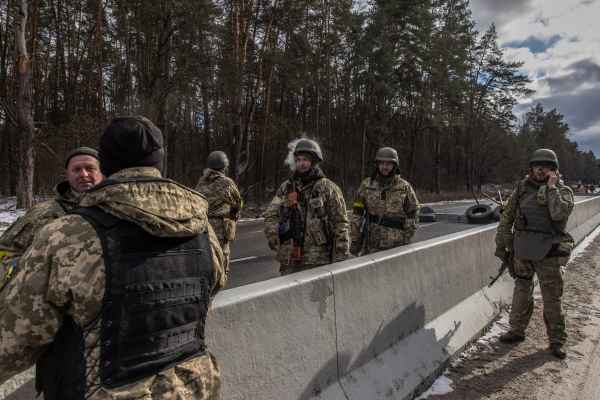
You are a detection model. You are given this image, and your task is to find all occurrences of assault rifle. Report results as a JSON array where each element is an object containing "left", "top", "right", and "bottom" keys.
[
  {"left": 488, "top": 251, "right": 515, "bottom": 287},
  {"left": 363, "top": 208, "right": 371, "bottom": 255},
  {"left": 320, "top": 215, "right": 336, "bottom": 263},
  {"left": 287, "top": 182, "right": 303, "bottom": 272}
]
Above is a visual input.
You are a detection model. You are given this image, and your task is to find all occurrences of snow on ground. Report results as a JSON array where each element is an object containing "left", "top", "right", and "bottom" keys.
[
  {"left": 416, "top": 370, "right": 454, "bottom": 400},
  {"left": 421, "top": 199, "right": 475, "bottom": 207},
  {"left": 238, "top": 216, "right": 264, "bottom": 223},
  {"left": 568, "top": 224, "right": 600, "bottom": 262},
  {"left": 0, "top": 198, "right": 26, "bottom": 235},
  {"left": 418, "top": 224, "right": 600, "bottom": 399}
]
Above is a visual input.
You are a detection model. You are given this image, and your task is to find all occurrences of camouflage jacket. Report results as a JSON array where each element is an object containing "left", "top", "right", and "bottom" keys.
[
  {"left": 0, "top": 167, "right": 225, "bottom": 400},
  {"left": 264, "top": 171, "right": 349, "bottom": 264},
  {"left": 496, "top": 176, "right": 575, "bottom": 248},
  {"left": 350, "top": 175, "right": 420, "bottom": 248},
  {"left": 0, "top": 180, "right": 83, "bottom": 276},
  {"left": 195, "top": 168, "right": 241, "bottom": 241}
]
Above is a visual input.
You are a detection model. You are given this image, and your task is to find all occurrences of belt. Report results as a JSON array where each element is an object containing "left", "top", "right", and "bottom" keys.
[
  {"left": 209, "top": 216, "right": 224, "bottom": 221},
  {"left": 368, "top": 214, "right": 405, "bottom": 230}
]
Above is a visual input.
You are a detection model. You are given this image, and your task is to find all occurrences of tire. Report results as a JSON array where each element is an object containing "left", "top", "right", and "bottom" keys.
[
  {"left": 419, "top": 206, "right": 435, "bottom": 222},
  {"left": 493, "top": 205, "right": 504, "bottom": 222},
  {"left": 466, "top": 204, "right": 493, "bottom": 224}
]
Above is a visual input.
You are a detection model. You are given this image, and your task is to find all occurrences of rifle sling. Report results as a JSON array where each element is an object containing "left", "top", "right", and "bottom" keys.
[
  {"left": 519, "top": 191, "right": 538, "bottom": 209},
  {"left": 204, "top": 184, "right": 236, "bottom": 208},
  {"left": 378, "top": 180, "right": 397, "bottom": 224}
]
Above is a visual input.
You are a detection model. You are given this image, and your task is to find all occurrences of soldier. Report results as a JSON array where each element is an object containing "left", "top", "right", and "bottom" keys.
[
  {"left": 0, "top": 116, "right": 225, "bottom": 399},
  {"left": 496, "top": 149, "right": 574, "bottom": 359},
  {"left": 349, "top": 147, "right": 420, "bottom": 256},
  {"left": 195, "top": 151, "right": 242, "bottom": 278},
  {"left": 0, "top": 147, "right": 102, "bottom": 275},
  {"left": 264, "top": 139, "right": 349, "bottom": 275}
]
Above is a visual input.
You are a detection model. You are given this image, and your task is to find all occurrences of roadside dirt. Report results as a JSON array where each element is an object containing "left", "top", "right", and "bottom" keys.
[{"left": 427, "top": 234, "right": 600, "bottom": 400}]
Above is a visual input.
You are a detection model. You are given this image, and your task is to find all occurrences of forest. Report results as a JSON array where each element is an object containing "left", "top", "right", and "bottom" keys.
[{"left": 0, "top": 0, "right": 598, "bottom": 208}]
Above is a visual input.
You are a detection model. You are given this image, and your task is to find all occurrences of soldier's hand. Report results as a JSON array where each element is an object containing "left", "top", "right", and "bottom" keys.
[
  {"left": 495, "top": 245, "right": 506, "bottom": 259},
  {"left": 268, "top": 235, "right": 280, "bottom": 252},
  {"left": 350, "top": 241, "right": 362, "bottom": 256},
  {"left": 547, "top": 171, "right": 558, "bottom": 188}
]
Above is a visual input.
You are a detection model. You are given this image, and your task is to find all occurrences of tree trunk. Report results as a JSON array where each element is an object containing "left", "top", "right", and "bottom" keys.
[
  {"left": 16, "top": 0, "right": 34, "bottom": 209},
  {"left": 96, "top": 0, "right": 104, "bottom": 117},
  {"left": 158, "top": 1, "right": 173, "bottom": 178}
]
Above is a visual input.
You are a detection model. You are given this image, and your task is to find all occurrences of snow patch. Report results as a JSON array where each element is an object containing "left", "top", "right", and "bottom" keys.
[
  {"left": 421, "top": 199, "right": 476, "bottom": 207},
  {"left": 568, "top": 223, "right": 600, "bottom": 262},
  {"left": 416, "top": 369, "right": 453, "bottom": 399},
  {"left": 0, "top": 198, "right": 26, "bottom": 235}
]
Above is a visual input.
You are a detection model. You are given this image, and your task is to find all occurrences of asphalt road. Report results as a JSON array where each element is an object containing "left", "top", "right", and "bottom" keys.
[{"left": 225, "top": 196, "right": 590, "bottom": 290}]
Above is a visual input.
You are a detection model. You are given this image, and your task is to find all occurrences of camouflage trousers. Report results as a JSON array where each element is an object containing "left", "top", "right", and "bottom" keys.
[
  {"left": 280, "top": 263, "right": 323, "bottom": 276},
  {"left": 509, "top": 256, "right": 566, "bottom": 344}
]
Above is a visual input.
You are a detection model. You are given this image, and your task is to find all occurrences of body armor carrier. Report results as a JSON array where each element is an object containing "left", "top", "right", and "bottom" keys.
[
  {"left": 36, "top": 206, "right": 214, "bottom": 399},
  {"left": 514, "top": 179, "right": 567, "bottom": 235},
  {"left": 512, "top": 179, "right": 568, "bottom": 261}
]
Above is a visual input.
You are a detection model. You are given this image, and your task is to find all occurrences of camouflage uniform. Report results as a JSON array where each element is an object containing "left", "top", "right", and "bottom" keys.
[
  {"left": 496, "top": 176, "right": 574, "bottom": 345},
  {"left": 0, "top": 180, "right": 83, "bottom": 276},
  {"left": 195, "top": 168, "right": 241, "bottom": 277},
  {"left": 0, "top": 167, "right": 226, "bottom": 399},
  {"left": 264, "top": 169, "right": 349, "bottom": 275},
  {"left": 350, "top": 175, "right": 420, "bottom": 254}
]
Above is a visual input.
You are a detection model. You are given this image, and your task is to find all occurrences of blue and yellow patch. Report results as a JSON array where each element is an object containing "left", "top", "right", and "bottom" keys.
[{"left": 563, "top": 194, "right": 573, "bottom": 202}]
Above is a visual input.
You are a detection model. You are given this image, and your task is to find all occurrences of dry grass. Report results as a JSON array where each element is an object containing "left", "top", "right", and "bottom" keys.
[{"left": 417, "top": 185, "right": 514, "bottom": 204}]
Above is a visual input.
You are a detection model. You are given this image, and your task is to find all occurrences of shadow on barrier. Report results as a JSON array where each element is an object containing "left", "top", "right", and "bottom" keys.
[{"left": 299, "top": 302, "right": 462, "bottom": 399}]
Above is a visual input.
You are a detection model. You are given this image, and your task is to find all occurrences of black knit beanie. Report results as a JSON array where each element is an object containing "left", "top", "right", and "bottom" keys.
[{"left": 99, "top": 116, "right": 164, "bottom": 177}]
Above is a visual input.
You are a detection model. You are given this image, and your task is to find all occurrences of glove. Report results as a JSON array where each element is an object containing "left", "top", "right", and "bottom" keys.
[
  {"left": 268, "top": 234, "right": 280, "bottom": 250},
  {"left": 495, "top": 245, "right": 506, "bottom": 259},
  {"left": 350, "top": 241, "right": 362, "bottom": 256}
]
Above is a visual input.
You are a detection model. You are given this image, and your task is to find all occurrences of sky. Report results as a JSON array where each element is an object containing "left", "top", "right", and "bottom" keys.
[{"left": 469, "top": 0, "right": 600, "bottom": 156}]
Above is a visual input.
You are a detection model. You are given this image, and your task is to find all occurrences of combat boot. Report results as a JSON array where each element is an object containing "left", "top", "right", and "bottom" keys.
[
  {"left": 499, "top": 331, "right": 525, "bottom": 344},
  {"left": 550, "top": 343, "right": 567, "bottom": 359}
]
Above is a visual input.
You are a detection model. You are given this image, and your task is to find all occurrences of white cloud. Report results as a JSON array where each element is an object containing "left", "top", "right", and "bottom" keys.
[{"left": 470, "top": 0, "right": 600, "bottom": 155}]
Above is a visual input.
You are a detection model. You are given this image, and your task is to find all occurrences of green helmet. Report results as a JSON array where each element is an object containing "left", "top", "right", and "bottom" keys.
[
  {"left": 293, "top": 139, "right": 323, "bottom": 162},
  {"left": 375, "top": 147, "right": 400, "bottom": 167},
  {"left": 207, "top": 151, "right": 229, "bottom": 169},
  {"left": 529, "top": 149, "right": 559, "bottom": 169}
]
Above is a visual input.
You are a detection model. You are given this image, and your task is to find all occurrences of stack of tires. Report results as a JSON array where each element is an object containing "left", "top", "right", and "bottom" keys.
[{"left": 466, "top": 204, "right": 504, "bottom": 223}]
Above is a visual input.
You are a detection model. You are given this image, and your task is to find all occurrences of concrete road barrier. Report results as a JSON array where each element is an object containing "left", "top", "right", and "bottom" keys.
[{"left": 3, "top": 197, "right": 600, "bottom": 400}]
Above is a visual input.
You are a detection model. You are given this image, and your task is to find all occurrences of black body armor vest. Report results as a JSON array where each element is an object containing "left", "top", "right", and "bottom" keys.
[{"left": 36, "top": 206, "right": 214, "bottom": 399}]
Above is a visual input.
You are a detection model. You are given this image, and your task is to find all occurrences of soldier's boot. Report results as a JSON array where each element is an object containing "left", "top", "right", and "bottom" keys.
[
  {"left": 499, "top": 331, "right": 526, "bottom": 344},
  {"left": 550, "top": 343, "right": 567, "bottom": 359}
]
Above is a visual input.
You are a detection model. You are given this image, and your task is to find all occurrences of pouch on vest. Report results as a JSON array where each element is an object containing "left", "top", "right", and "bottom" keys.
[
  {"left": 223, "top": 218, "right": 236, "bottom": 241},
  {"left": 307, "top": 218, "right": 327, "bottom": 246},
  {"left": 513, "top": 230, "right": 553, "bottom": 261}
]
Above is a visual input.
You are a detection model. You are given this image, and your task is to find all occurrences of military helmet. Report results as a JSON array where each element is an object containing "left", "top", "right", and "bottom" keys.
[
  {"left": 293, "top": 139, "right": 323, "bottom": 162},
  {"left": 207, "top": 151, "right": 229, "bottom": 169},
  {"left": 375, "top": 147, "right": 400, "bottom": 166},
  {"left": 529, "top": 149, "right": 559, "bottom": 169}
]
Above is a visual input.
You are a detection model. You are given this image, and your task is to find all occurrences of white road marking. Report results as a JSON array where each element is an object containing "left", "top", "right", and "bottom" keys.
[
  {"left": 230, "top": 256, "right": 258, "bottom": 263},
  {"left": 420, "top": 221, "right": 446, "bottom": 227}
]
